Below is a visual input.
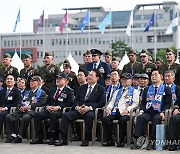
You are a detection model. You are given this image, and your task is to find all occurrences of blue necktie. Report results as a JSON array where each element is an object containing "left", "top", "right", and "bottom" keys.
[{"left": 84, "top": 86, "right": 92, "bottom": 101}]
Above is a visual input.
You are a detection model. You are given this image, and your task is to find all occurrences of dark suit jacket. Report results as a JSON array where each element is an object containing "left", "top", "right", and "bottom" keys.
[
  {"left": 86, "top": 61, "right": 111, "bottom": 86},
  {"left": 160, "top": 63, "right": 180, "bottom": 86},
  {"left": 174, "top": 85, "right": 180, "bottom": 108},
  {"left": 44, "top": 86, "right": 74, "bottom": 110},
  {"left": 0, "top": 87, "right": 22, "bottom": 111},
  {"left": 140, "top": 86, "right": 172, "bottom": 112},
  {"left": 73, "top": 83, "right": 105, "bottom": 110}
]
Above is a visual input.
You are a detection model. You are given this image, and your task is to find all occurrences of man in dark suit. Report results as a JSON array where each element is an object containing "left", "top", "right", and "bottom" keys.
[
  {"left": 0, "top": 53, "right": 19, "bottom": 82},
  {"left": 5, "top": 76, "right": 47, "bottom": 143},
  {"left": 0, "top": 75, "right": 22, "bottom": 135},
  {"left": 86, "top": 49, "right": 111, "bottom": 87},
  {"left": 164, "top": 70, "right": 180, "bottom": 151},
  {"left": 131, "top": 69, "right": 172, "bottom": 150},
  {"left": 31, "top": 72, "right": 74, "bottom": 145},
  {"left": 55, "top": 69, "right": 105, "bottom": 146}
]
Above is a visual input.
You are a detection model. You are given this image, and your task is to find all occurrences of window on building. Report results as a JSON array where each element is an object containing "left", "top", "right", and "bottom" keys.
[
  {"left": 40, "top": 52, "right": 43, "bottom": 58},
  {"left": 33, "top": 40, "right": 36, "bottom": 46},
  {"left": 26, "top": 40, "right": 28, "bottom": 46},
  {"left": 4, "top": 41, "right": 6, "bottom": 47},
  {"left": 56, "top": 39, "right": 58, "bottom": 45},
  {"left": 75, "top": 51, "right": 78, "bottom": 55},
  {"left": 71, "top": 38, "right": 73, "bottom": 45},
  {"left": 37, "top": 51, "right": 39, "bottom": 58},
  {"left": 139, "top": 36, "right": 142, "bottom": 43},
  {"left": 79, "top": 51, "right": 81, "bottom": 55},
  {"left": 52, "top": 39, "right": 54, "bottom": 46},
  {"left": 7, "top": 41, "right": 10, "bottom": 47},
  {"left": 41, "top": 40, "right": 43, "bottom": 45},
  {"left": 147, "top": 36, "right": 154, "bottom": 43},
  {"left": 22, "top": 40, "right": 25, "bottom": 47},
  {"left": 79, "top": 38, "right": 81, "bottom": 45},
  {"left": 37, "top": 40, "right": 39, "bottom": 46},
  {"left": 10, "top": 41, "right": 13, "bottom": 47},
  {"left": 75, "top": 38, "right": 77, "bottom": 44},
  {"left": 59, "top": 39, "right": 62, "bottom": 45},
  {"left": 15, "top": 40, "right": 17, "bottom": 47}
]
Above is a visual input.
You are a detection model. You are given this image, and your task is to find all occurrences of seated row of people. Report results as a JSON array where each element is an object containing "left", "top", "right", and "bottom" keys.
[{"left": 0, "top": 69, "right": 179, "bottom": 151}]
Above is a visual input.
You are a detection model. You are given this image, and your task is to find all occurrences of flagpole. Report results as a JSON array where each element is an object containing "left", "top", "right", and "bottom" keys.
[
  {"left": 175, "top": 9, "right": 179, "bottom": 63},
  {"left": 88, "top": 9, "right": 90, "bottom": 50},
  {"left": 154, "top": 10, "right": 157, "bottom": 61},
  {"left": 131, "top": 10, "right": 134, "bottom": 49},
  {"left": 66, "top": 8, "right": 68, "bottom": 58},
  {"left": 19, "top": 6, "right": 21, "bottom": 59},
  {"left": 43, "top": 9, "right": 45, "bottom": 57}
]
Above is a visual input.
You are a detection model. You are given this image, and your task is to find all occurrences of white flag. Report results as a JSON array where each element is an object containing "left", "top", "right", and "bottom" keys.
[
  {"left": 166, "top": 14, "right": 178, "bottom": 34},
  {"left": 126, "top": 11, "right": 133, "bottom": 36}
]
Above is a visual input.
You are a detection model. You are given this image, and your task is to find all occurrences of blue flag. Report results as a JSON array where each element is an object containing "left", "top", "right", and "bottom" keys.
[
  {"left": 98, "top": 12, "right": 111, "bottom": 34},
  {"left": 80, "top": 11, "right": 90, "bottom": 33},
  {"left": 144, "top": 12, "right": 154, "bottom": 32},
  {"left": 13, "top": 9, "right": 20, "bottom": 33}
]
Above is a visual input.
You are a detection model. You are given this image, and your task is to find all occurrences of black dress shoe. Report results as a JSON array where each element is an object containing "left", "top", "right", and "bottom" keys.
[
  {"left": 117, "top": 142, "right": 125, "bottom": 147},
  {"left": 14, "top": 136, "right": 22, "bottom": 143},
  {"left": 30, "top": 138, "right": 44, "bottom": 144},
  {"left": 169, "top": 145, "right": 177, "bottom": 151},
  {"left": 5, "top": 136, "right": 16, "bottom": 143},
  {"left": 146, "top": 141, "right": 155, "bottom": 150},
  {"left": 48, "top": 138, "right": 55, "bottom": 145},
  {"left": 54, "top": 140, "right": 67, "bottom": 146},
  {"left": 102, "top": 141, "right": 115, "bottom": 146},
  {"left": 131, "top": 142, "right": 140, "bottom": 150},
  {"left": 81, "top": 140, "right": 89, "bottom": 146},
  {"left": 73, "top": 134, "right": 81, "bottom": 141}
]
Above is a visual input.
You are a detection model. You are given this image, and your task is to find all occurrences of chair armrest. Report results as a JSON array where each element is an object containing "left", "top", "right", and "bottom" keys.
[
  {"left": 63, "top": 107, "right": 72, "bottom": 113},
  {"left": 10, "top": 107, "right": 17, "bottom": 113}
]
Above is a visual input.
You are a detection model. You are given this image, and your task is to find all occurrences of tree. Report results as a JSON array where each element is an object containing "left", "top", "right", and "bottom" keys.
[{"left": 111, "top": 41, "right": 131, "bottom": 59}]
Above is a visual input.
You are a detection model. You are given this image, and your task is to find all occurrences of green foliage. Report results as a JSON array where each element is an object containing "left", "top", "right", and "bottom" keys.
[
  {"left": 111, "top": 41, "right": 131, "bottom": 59},
  {"left": 156, "top": 49, "right": 166, "bottom": 63}
]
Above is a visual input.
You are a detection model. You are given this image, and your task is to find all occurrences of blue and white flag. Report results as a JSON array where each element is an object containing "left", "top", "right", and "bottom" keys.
[
  {"left": 13, "top": 9, "right": 20, "bottom": 33},
  {"left": 80, "top": 11, "right": 90, "bottom": 33},
  {"left": 98, "top": 12, "right": 111, "bottom": 34},
  {"left": 144, "top": 12, "right": 154, "bottom": 32}
]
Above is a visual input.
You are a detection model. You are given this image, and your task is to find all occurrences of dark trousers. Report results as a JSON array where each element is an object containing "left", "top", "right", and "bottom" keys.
[
  {"left": 34, "top": 110, "right": 62, "bottom": 139},
  {"left": 0, "top": 111, "right": 9, "bottom": 133},
  {"left": 59, "top": 110, "right": 95, "bottom": 141},
  {"left": 168, "top": 114, "right": 180, "bottom": 140},
  {"left": 134, "top": 112, "right": 162, "bottom": 140},
  {"left": 102, "top": 114, "right": 129, "bottom": 142},
  {"left": 6, "top": 111, "right": 34, "bottom": 137}
]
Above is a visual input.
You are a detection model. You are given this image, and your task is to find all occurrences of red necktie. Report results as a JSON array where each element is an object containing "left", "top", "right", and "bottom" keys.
[{"left": 54, "top": 89, "right": 60, "bottom": 100}]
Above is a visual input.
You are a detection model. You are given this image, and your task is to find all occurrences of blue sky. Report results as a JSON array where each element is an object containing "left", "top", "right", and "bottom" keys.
[{"left": 0, "top": 0, "right": 167, "bottom": 33}]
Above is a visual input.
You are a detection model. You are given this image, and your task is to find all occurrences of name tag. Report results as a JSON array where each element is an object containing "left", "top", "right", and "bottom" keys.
[
  {"left": 7, "top": 96, "right": 13, "bottom": 100},
  {"left": 58, "top": 97, "right": 63, "bottom": 102}
]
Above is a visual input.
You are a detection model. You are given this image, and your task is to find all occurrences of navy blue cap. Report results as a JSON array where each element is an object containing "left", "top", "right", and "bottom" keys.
[
  {"left": 120, "top": 73, "right": 133, "bottom": 79},
  {"left": 139, "top": 73, "right": 149, "bottom": 80},
  {"left": 56, "top": 72, "right": 69, "bottom": 80},
  {"left": 133, "top": 73, "right": 140, "bottom": 78},
  {"left": 90, "top": 48, "right": 102, "bottom": 56}
]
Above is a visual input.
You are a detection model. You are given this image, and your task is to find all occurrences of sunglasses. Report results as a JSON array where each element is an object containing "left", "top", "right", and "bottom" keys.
[
  {"left": 140, "top": 55, "right": 146, "bottom": 58},
  {"left": 128, "top": 54, "right": 134, "bottom": 57},
  {"left": 166, "top": 53, "right": 172, "bottom": 56}
]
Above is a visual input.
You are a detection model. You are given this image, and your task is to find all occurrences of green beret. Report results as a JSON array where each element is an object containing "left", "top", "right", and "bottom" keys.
[
  {"left": 105, "top": 50, "right": 112, "bottom": 56},
  {"left": 44, "top": 52, "right": 53, "bottom": 57},
  {"left": 24, "top": 54, "right": 32, "bottom": 59},
  {"left": 4, "top": 53, "right": 11, "bottom": 58}
]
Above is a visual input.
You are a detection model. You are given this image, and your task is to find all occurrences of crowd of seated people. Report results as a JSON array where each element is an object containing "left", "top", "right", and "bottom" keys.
[{"left": 0, "top": 48, "right": 180, "bottom": 151}]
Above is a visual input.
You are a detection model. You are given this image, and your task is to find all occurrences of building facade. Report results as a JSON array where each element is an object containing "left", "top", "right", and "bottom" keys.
[{"left": 0, "top": 1, "right": 179, "bottom": 65}]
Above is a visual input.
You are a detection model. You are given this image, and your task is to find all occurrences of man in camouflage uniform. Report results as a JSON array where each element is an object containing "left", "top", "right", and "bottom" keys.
[
  {"left": 20, "top": 54, "right": 39, "bottom": 89},
  {"left": 0, "top": 53, "right": 19, "bottom": 81},
  {"left": 122, "top": 49, "right": 141, "bottom": 76},
  {"left": 38, "top": 52, "right": 60, "bottom": 89},
  {"left": 160, "top": 48, "right": 180, "bottom": 86}
]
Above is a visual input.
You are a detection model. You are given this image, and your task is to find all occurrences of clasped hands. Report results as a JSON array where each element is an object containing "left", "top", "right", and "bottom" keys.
[{"left": 76, "top": 105, "right": 90, "bottom": 115}]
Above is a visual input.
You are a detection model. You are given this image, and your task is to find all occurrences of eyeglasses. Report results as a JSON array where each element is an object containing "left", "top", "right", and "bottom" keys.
[{"left": 140, "top": 55, "right": 146, "bottom": 58}]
